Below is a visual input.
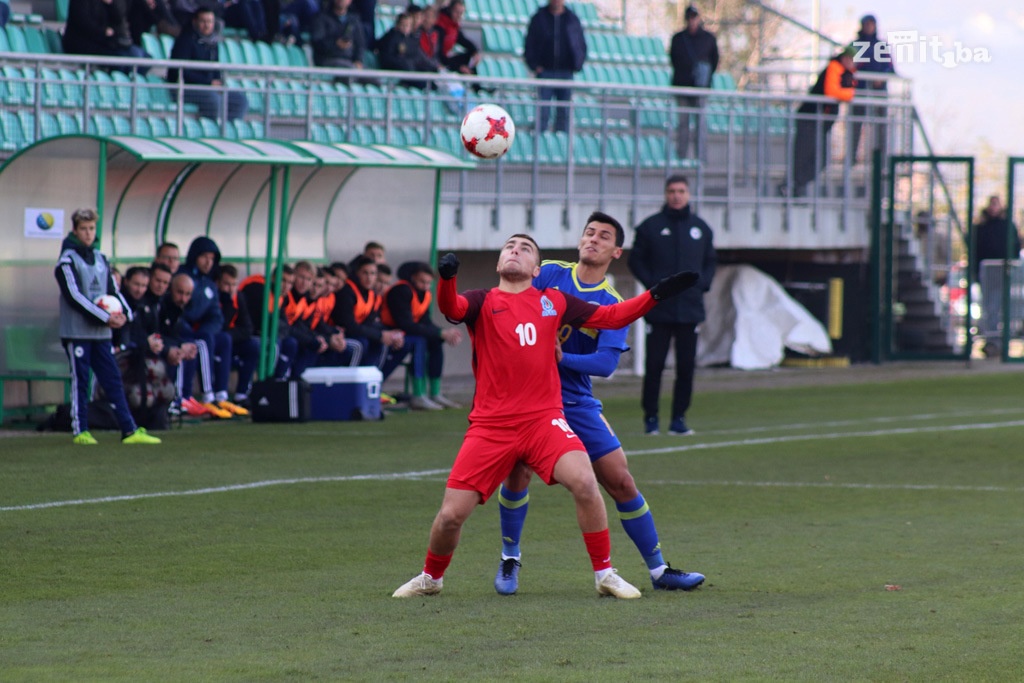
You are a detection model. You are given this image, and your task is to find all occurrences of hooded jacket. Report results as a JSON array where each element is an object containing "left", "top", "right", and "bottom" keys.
[
  {"left": 55, "top": 232, "right": 131, "bottom": 340},
  {"left": 179, "top": 236, "right": 224, "bottom": 336},
  {"left": 628, "top": 203, "right": 717, "bottom": 325}
]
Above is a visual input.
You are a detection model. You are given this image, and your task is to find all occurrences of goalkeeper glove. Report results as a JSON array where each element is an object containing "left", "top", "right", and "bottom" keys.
[
  {"left": 650, "top": 271, "right": 699, "bottom": 301},
  {"left": 437, "top": 253, "right": 460, "bottom": 280}
]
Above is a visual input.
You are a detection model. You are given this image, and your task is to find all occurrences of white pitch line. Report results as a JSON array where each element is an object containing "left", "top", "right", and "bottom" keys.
[
  {"left": 698, "top": 407, "right": 1024, "bottom": 436},
  {"left": 4, "top": 418, "right": 1024, "bottom": 513},
  {"left": 626, "top": 419, "right": 1024, "bottom": 457},
  {"left": 644, "top": 479, "right": 1024, "bottom": 493},
  {"left": 0, "top": 469, "right": 450, "bottom": 512}
]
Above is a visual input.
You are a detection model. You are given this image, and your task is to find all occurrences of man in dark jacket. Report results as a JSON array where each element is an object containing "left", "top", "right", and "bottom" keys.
[
  {"left": 63, "top": 0, "right": 150, "bottom": 72},
  {"left": 176, "top": 236, "right": 244, "bottom": 418},
  {"left": 627, "top": 175, "right": 716, "bottom": 436},
  {"left": 167, "top": 6, "right": 248, "bottom": 121},
  {"left": 849, "top": 15, "right": 896, "bottom": 161},
  {"left": 669, "top": 5, "right": 718, "bottom": 160},
  {"left": 523, "top": 0, "right": 586, "bottom": 133},
  {"left": 310, "top": 0, "right": 365, "bottom": 71}
]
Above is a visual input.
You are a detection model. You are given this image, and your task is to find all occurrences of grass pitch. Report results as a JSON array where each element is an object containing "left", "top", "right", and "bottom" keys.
[{"left": 2, "top": 370, "right": 1023, "bottom": 681}]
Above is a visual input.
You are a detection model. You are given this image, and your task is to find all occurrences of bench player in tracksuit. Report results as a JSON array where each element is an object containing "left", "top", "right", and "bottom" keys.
[{"left": 54, "top": 208, "right": 160, "bottom": 445}]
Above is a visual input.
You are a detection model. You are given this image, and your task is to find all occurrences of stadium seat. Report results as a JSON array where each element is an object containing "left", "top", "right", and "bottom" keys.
[
  {"left": 39, "top": 67, "right": 65, "bottom": 106},
  {"left": 0, "top": 110, "right": 25, "bottom": 151},
  {"left": 160, "top": 34, "right": 174, "bottom": 60},
  {"left": 256, "top": 40, "right": 275, "bottom": 66},
  {"left": 0, "top": 27, "right": 9, "bottom": 51},
  {"left": 141, "top": 32, "right": 164, "bottom": 60},
  {"left": 147, "top": 115, "right": 173, "bottom": 137},
  {"left": 199, "top": 117, "right": 222, "bottom": 136},
  {"left": 285, "top": 44, "right": 307, "bottom": 67},
  {"left": 2, "top": 66, "right": 32, "bottom": 105},
  {"left": 5, "top": 25, "right": 29, "bottom": 53},
  {"left": 111, "top": 114, "right": 132, "bottom": 135},
  {"left": 91, "top": 114, "right": 115, "bottom": 136},
  {"left": 270, "top": 42, "right": 289, "bottom": 66},
  {"left": 239, "top": 39, "right": 259, "bottom": 65},
  {"left": 181, "top": 117, "right": 202, "bottom": 138},
  {"left": 59, "top": 68, "right": 84, "bottom": 108},
  {"left": 22, "top": 26, "right": 48, "bottom": 53},
  {"left": 58, "top": 112, "right": 83, "bottom": 135},
  {"left": 133, "top": 116, "right": 152, "bottom": 137},
  {"left": 220, "top": 38, "right": 242, "bottom": 64}
]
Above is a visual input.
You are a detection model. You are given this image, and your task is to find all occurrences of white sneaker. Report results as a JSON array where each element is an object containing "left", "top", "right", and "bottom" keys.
[
  {"left": 430, "top": 393, "right": 461, "bottom": 409},
  {"left": 595, "top": 569, "right": 642, "bottom": 599},
  {"left": 409, "top": 395, "right": 444, "bottom": 411},
  {"left": 392, "top": 572, "right": 443, "bottom": 597}
]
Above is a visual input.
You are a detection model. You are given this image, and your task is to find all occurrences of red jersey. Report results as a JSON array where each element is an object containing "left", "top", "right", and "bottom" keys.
[{"left": 438, "top": 277, "right": 656, "bottom": 425}]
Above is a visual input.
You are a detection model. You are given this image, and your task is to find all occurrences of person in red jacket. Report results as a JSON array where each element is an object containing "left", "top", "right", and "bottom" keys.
[
  {"left": 435, "top": 0, "right": 481, "bottom": 78},
  {"left": 785, "top": 46, "right": 857, "bottom": 197},
  {"left": 392, "top": 234, "right": 698, "bottom": 599}
]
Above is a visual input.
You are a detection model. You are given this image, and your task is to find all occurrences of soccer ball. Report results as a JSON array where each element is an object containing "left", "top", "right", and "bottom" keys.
[
  {"left": 460, "top": 104, "right": 515, "bottom": 159},
  {"left": 94, "top": 294, "right": 123, "bottom": 315}
]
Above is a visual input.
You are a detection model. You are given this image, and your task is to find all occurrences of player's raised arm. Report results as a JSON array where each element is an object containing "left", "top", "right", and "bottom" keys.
[
  {"left": 437, "top": 252, "right": 470, "bottom": 322},
  {"left": 564, "top": 271, "right": 700, "bottom": 330}
]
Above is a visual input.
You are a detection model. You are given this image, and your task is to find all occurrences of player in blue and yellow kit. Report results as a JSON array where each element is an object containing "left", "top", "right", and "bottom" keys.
[{"left": 494, "top": 212, "right": 705, "bottom": 594}]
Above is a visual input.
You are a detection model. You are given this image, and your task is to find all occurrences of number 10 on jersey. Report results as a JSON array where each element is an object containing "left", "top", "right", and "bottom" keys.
[{"left": 515, "top": 322, "right": 537, "bottom": 346}]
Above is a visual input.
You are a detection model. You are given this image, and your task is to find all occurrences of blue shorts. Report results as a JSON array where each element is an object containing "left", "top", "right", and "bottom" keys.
[{"left": 563, "top": 395, "right": 621, "bottom": 462}]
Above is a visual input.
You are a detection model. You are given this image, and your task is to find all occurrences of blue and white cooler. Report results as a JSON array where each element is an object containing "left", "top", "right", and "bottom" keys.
[{"left": 301, "top": 367, "right": 383, "bottom": 421}]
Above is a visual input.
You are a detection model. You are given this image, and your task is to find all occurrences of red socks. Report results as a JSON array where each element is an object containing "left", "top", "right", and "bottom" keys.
[
  {"left": 582, "top": 529, "right": 612, "bottom": 572},
  {"left": 423, "top": 549, "right": 453, "bottom": 579}
]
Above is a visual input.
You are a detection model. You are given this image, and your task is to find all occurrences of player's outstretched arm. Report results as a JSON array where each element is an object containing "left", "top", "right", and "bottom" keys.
[
  {"left": 437, "top": 253, "right": 470, "bottom": 321},
  {"left": 571, "top": 271, "right": 700, "bottom": 330}
]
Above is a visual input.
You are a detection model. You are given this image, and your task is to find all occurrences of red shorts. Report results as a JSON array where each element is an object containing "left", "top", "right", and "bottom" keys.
[{"left": 447, "top": 409, "right": 584, "bottom": 502}]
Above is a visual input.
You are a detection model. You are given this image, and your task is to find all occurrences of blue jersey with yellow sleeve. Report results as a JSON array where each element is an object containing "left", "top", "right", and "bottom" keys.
[{"left": 533, "top": 260, "right": 630, "bottom": 403}]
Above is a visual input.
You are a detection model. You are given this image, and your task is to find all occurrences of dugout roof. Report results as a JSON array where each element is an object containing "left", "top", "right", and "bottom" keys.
[{"left": 0, "top": 134, "right": 473, "bottom": 374}]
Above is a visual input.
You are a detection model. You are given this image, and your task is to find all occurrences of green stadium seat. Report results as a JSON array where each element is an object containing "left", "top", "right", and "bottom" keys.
[
  {"left": 109, "top": 70, "right": 136, "bottom": 109},
  {"left": 57, "top": 112, "right": 82, "bottom": 135},
  {"left": 286, "top": 44, "right": 307, "bottom": 67},
  {"left": 271, "top": 42, "right": 289, "bottom": 66},
  {"left": 312, "top": 81, "right": 343, "bottom": 118},
  {"left": 199, "top": 117, "right": 222, "bottom": 136},
  {"left": 133, "top": 116, "right": 152, "bottom": 137},
  {"left": 233, "top": 119, "right": 257, "bottom": 138},
  {"left": 505, "top": 129, "right": 532, "bottom": 164},
  {"left": 5, "top": 25, "right": 29, "bottom": 52},
  {"left": 256, "top": 40, "right": 275, "bottom": 66},
  {"left": 220, "top": 38, "right": 242, "bottom": 64},
  {"left": 16, "top": 111, "right": 36, "bottom": 143},
  {"left": 0, "top": 27, "right": 9, "bottom": 51},
  {"left": 0, "top": 110, "right": 25, "bottom": 151},
  {"left": 572, "top": 132, "right": 600, "bottom": 166},
  {"left": 59, "top": 68, "right": 84, "bottom": 107},
  {"left": 160, "top": 34, "right": 174, "bottom": 59},
  {"left": 2, "top": 66, "right": 32, "bottom": 105},
  {"left": 240, "top": 77, "right": 266, "bottom": 113},
  {"left": 141, "top": 32, "right": 163, "bottom": 60},
  {"left": 239, "top": 39, "right": 259, "bottom": 65},
  {"left": 39, "top": 67, "right": 64, "bottom": 106},
  {"left": 111, "top": 114, "right": 132, "bottom": 135},
  {"left": 22, "top": 26, "right": 48, "bottom": 53},
  {"left": 90, "top": 114, "right": 115, "bottom": 136},
  {"left": 147, "top": 115, "right": 173, "bottom": 137}
]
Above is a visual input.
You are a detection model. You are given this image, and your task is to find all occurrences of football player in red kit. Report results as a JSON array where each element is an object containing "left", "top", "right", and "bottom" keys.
[{"left": 393, "top": 234, "right": 697, "bottom": 599}]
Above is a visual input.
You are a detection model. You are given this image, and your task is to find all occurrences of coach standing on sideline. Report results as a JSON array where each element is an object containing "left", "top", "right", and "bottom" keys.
[
  {"left": 628, "top": 175, "right": 716, "bottom": 437},
  {"left": 55, "top": 208, "right": 161, "bottom": 446}
]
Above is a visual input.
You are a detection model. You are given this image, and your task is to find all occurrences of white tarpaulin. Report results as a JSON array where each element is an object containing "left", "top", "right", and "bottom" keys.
[{"left": 697, "top": 264, "right": 832, "bottom": 369}]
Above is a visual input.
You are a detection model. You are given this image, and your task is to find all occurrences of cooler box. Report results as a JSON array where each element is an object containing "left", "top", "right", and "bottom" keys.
[{"left": 301, "top": 367, "right": 383, "bottom": 421}]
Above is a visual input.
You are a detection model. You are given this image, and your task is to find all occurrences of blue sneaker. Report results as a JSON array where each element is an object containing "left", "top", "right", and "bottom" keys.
[
  {"left": 652, "top": 565, "right": 705, "bottom": 591},
  {"left": 644, "top": 416, "right": 660, "bottom": 435},
  {"left": 668, "top": 417, "right": 694, "bottom": 436},
  {"left": 494, "top": 557, "right": 521, "bottom": 595}
]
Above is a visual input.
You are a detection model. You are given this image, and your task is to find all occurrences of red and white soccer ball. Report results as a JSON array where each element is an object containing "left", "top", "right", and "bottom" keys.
[
  {"left": 460, "top": 104, "right": 515, "bottom": 159},
  {"left": 94, "top": 294, "right": 124, "bottom": 315}
]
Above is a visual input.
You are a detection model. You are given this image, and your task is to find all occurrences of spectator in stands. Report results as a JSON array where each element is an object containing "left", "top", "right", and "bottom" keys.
[
  {"left": 377, "top": 12, "right": 421, "bottom": 72},
  {"left": 221, "top": 0, "right": 269, "bottom": 43},
  {"left": 523, "top": 0, "right": 586, "bottom": 134},
  {"left": 279, "top": 0, "right": 319, "bottom": 40},
  {"left": 785, "top": 46, "right": 857, "bottom": 198},
  {"left": 310, "top": 0, "right": 366, "bottom": 74},
  {"left": 436, "top": 0, "right": 480, "bottom": 79},
  {"left": 0, "top": 2, "right": 9, "bottom": 28},
  {"left": 849, "top": 14, "right": 896, "bottom": 162},
  {"left": 334, "top": 255, "right": 405, "bottom": 370},
  {"left": 155, "top": 241, "right": 181, "bottom": 273},
  {"left": 417, "top": 4, "right": 442, "bottom": 66},
  {"left": 167, "top": 6, "right": 249, "bottom": 122},
  {"left": 218, "top": 264, "right": 260, "bottom": 405},
  {"left": 63, "top": 0, "right": 151, "bottom": 73},
  {"left": 381, "top": 261, "right": 463, "bottom": 410},
  {"left": 669, "top": 5, "right": 719, "bottom": 160},
  {"left": 628, "top": 175, "right": 716, "bottom": 437},
  {"left": 55, "top": 208, "right": 160, "bottom": 445},
  {"left": 177, "top": 236, "right": 247, "bottom": 418},
  {"left": 352, "top": 0, "right": 375, "bottom": 50},
  {"left": 128, "top": 0, "right": 179, "bottom": 47}
]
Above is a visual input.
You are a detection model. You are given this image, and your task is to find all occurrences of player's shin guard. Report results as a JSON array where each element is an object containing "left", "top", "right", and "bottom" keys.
[
  {"left": 582, "top": 529, "right": 612, "bottom": 572},
  {"left": 497, "top": 485, "right": 529, "bottom": 558},
  {"left": 617, "top": 493, "right": 666, "bottom": 571}
]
